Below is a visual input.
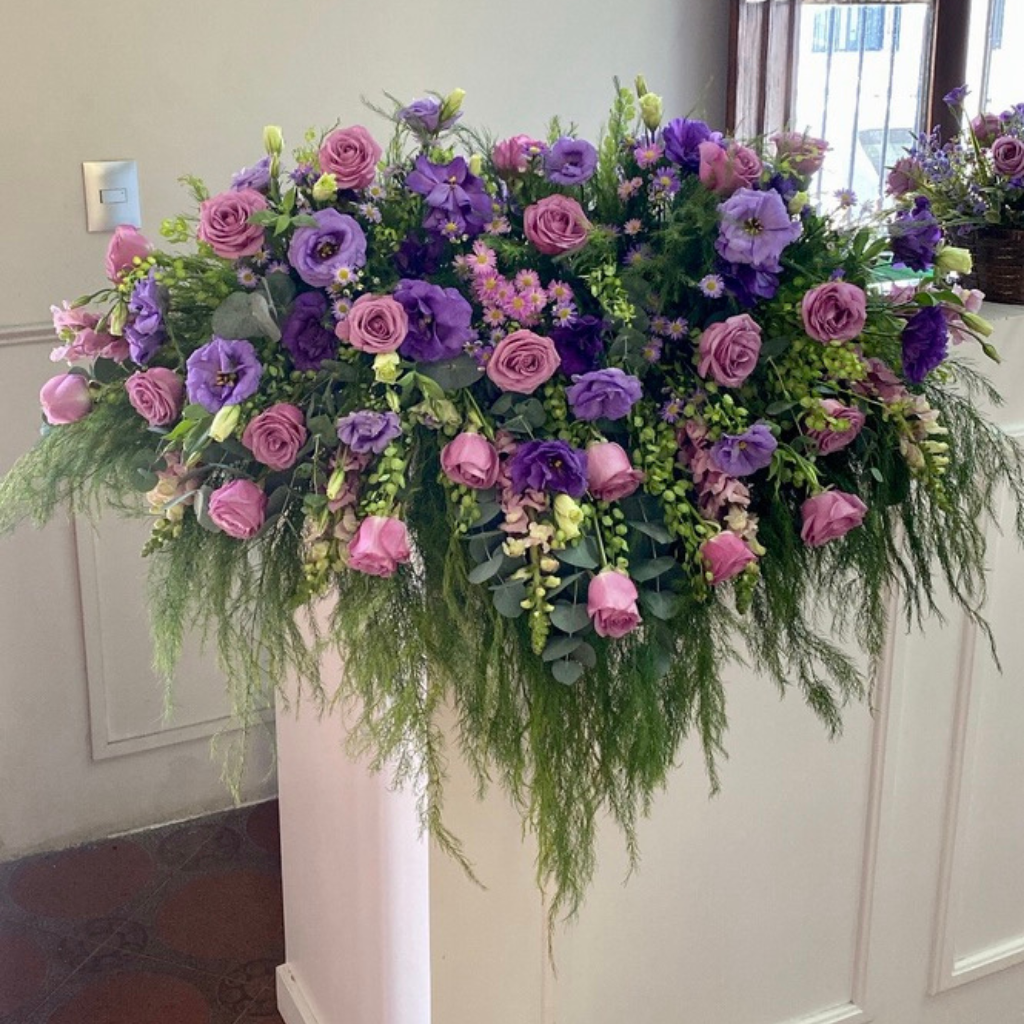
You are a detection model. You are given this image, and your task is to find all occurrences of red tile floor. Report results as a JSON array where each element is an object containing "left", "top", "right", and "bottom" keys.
[{"left": 0, "top": 800, "right": 285, "bottom": 1023}]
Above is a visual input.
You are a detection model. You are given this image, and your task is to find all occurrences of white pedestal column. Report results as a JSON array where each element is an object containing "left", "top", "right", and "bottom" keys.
[{"left": 275, "top": 679, "right": 431, "bottom": 1024}]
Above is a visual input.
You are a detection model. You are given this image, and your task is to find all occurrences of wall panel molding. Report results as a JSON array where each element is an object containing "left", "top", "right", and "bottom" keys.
[{"left": 0, "top": 323, "right": 53, "bottom": 349}]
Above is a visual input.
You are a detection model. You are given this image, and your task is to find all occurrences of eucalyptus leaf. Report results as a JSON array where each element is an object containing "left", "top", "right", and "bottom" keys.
[
  {"left": 629, "top": 520, "right": 673, "bottom": 544},
  {"left": 92, "top": 358, "right": 123, "bottom": 385},
  {"left": 557, "top": 537, "right": 600, "bottom": 569},
  {"left": 501, "top": 415, "right": 532, "bottom": 436},
  {"left": 264, "top": 272, "right": 296, "bottom": 310},
  {"left": 468, "top": 549, "right": 506, "bottom": 584},
  {"left": 550, "top": 601, "right": 591, "bottom": 634},
  {"left": 639, "top": 589, "right": 680, "bottom": 621},
  {"left": 491, "top": 580, "right": 527, "bottom": 618},
  {"left": 631, "top": 556, "right": 677, "bottom": 582},
  {"left": 490, "top": 393, "right": 515, "bottom": 416},
  {"left": 521, "top": 399, "right": 547, "bottom": 428},
  {"left": 474, "top": 502, "right": 502, "bottom": 527},
  {"left": 760, "top": 335, "right": 792, "bottom": 359},
  {"left": 551, "top": 659, "right": 584, "bottom": 685},
  {"left": 468, "top": 532, "right": 504, "bottom": 563},
  {"left": 547, "top": 571, "right": 584, "bottom": 598},
  {"left": 542, "top": 635, "right": 583, "bottom": 662},
  {"left": 571, "top": 641, "right": 597, "bottom": 669},
  {"left": 417, "top": 354, "right": 484, "bottom": 392},
  {"left": 211, "top": 292, "right": 282, "bottom": 343}
]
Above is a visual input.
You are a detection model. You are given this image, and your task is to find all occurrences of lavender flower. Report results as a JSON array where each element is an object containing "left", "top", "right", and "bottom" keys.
[
  {"left": 185, "top": 337, "right": 262, "bottom": 413},
  {"left": 943, "top": 85, "right": 969, "bottom": 108},
  {"left": 509, "top": 439, "right": 588, "bottom": 498},
  {"left": 281, "top": 291, "right": 336, "bottom": 370},
  {"left": 124, "top": 270, "right": 167, "bottom": 365},
  {"left": 544, "top": 138, "right": 598, "bottom": 185},
  {"left": 716, "top": 188, "right": 803, "bottom": 273},
  {"left": 720, "top": 262, "right": 780, "bottom": 306},
  {"left": 394, "top": 279, "right": 476, "bottom": 363},
  {"left": 405, "top": 155, "right": 492, "bottom": 237},
  {"left": 398, "top": 97, "right": 460, "bottom": 135},
  {"left": 566, "top": 368, "right": 643, "bottom": 421},
  {"left": 662, "top": 118, "right": 721, "bottom": 171},
  {"left": 336, "top": 410, "right": 402, "bottom": 455},
  {"left": 231, "top": 157, "right": 272, "bottom": 192},
  {"left": 710, "top": 423, "right": 777, "bottom": 476},
  {"left": 889, "top": 196, "right": 942, "bottom": 272},
  {"left": 287, "top": 209, "right": 367, "bottom": 287},
  {"left": 901, "top": 306, "right": 949, "bottom": 384}
]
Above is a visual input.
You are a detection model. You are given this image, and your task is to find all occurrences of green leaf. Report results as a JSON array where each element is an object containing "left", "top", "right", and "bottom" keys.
[
  {"left": 631, "top": 556, "right": 677, "bottom": 582},
  {"left": 760, "top": 335, "right": 792, "bottom": 359},
  {"left": 547, "top": 571, "right": 584, "bottom": 598},
  {"left": 291, "top": 214, "right": 320, "bottom": 228},
  {"left": 570, "top": 641, "right": 597, "bottom": 669},
  {"left": 211, "top": 292, "right": 282, "bottom": 343},
  {"left": 264, "top": 272, "right": 296, "bottom": 309},
  {"left": 265, "top": 486, "right": 290, "bottom": 518},
  {"left": 181, "top": 404, "right": 210, "bottom": 422},
  {"left": 521, "top": 398, "right": 547, "bottom": 428},
  {"left": 557, "top": 537, "right": 600, "bottom": 569},
  {"left": 490, "top": 393, "right": 516, "bottom": 416},
  {"left": 766, "top": 399, "right": 798, "bottom": 416},
  {"left": 467, "top": 531, "right": 503, "bottom": 563},
  {"left": 550, "top": 601, "right": 591, "bottom": 633},
  {"left": 551, "top": 659, "right": 584, "bottom": 685},
  {"left": 542, "top": 635, "right": 583, "bottom": 662},
  {"left": 92, "top": 358, "right": 124, "bottom": 385},
  {"left": 870, "top": 467, "right": 884, "bottom": 483},
  {"left": 639, "top": 589, "right": 680, "bottom": 621},
  {"left": 501, "top": 415, "right": 532, "bottom": 436},
  {"left": 417, "top": 354, "right": 484, "bottom": 392},
  {"left": 629, "top": 520, "right": 672, "bottom": 543},
  {"left": 491, "top": 580, "right": 527, "bottom": 618},
  {"left": 474, "top": 502, "right": 502, "bottom": 527},
  {"left": 468, "top": 549, "right": 506, "bottom": 584}
]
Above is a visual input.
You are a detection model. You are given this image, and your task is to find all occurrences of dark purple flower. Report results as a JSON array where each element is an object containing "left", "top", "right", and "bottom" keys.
[
  {"left": 710, "top": 423, "right": 777, "bottom": 476},
  {"left": 719, "top": 262, "right": 781, "bottom": 307},
  {"left": 889, "top": 196, "right": 942, "bottom": 272},
  {"left": 282, "top": 291, "right": 336, "bottom": 371},
  {"left": 943, "top": 85, "right": 969, "bottom": 108},
  {"left": 901, "top": 306, "right": 949, "bottom": 384},
  {"left": 124, "top": 270, "right": 167, "bottom": 365},
  {"left": 336, "top": 410, "right": 402, "bottom": 455},
  {"left": 398, "top": 97, "right": 460, "bottom": 135},
  {"left": 566, "top": 368, "right": 643, "bottom": 422},
  {"left": 766, "top": 171, "right": 802, "bottom": 205},
  {"left": 287, "top": 209, "right": 367, "bottom": 287},
  {"left": 662, "top": 118, "right": 721, "bottom": 171},
  {"left": 716, "top": 187, "right": 803, "bottom": 273},
  {"left": 544, "top": 137, "right": 598, "bottom": 185},
  {"left": 394, "top": 279, "right": 476, "bottom": 363},
  {"left": 509, "top": 440, "right": 588, "bottom": 498},
  {"left": 231, "top": 157, "right": 272, "bottom": 192},
  {"left": 185, "top": 337, "right": 262, "bottom": 413},
  {"left": 405, "top": 155, "right": 492, "bottom": 237},
  {"left": 550, "top": 315, "right": 606, "bottom": 375},
  {"left": 393, "top": 233, "right": 447, "bottom": 277}
]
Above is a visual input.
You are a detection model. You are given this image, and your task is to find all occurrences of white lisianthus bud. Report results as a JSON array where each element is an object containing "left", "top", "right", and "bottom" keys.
[
  {"left": 312, "top": 173, "right": 338, "bottom": 202},
  {"left": 469, "top": 153, "right": 484, "bottom": 177},
  {"left": 263, "top": 125, "right": 284, "bottom": 157},
  {"left": 440, "top": 88, "right": 466, "bottom": 124},
  {"left": 639, "top": 93, "right": 663, "bottom": 131},
  {"left": 373, "top": 352, "right": 402, "bottom": 384},
  {"left": 325, "top": 465, "right": 347, "bottom": 501},
  {"left": 209, "top": 404, "right": 240, "bottom": 442},
  {"left": 788, "top": 191, "right": 810, "bottom": 215},
  {"left": 961, "top": 311, "right": 994, "bottom": 338},
  {"left": 935, "top": 245, "right": 973, "bottom": 276}
]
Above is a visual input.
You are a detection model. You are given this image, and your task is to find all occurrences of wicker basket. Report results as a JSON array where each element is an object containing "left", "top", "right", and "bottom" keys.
[{"left": 970, "top": 227, "right": 1024, "bottom": 305}]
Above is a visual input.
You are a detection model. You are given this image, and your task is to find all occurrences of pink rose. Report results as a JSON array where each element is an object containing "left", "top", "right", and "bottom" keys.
[
  {"left": 801, "top": 281, "right": 868, "bottom": 343},
  {"left": 992, "top": 135, "right": 1024, "bottom": 178},
  {"left": 587, "top": 570, "right": 642, "bottom": 638},
  {"left": 336, "top": 294, "right": 408, "bottom": 354},
  {"left": 207, "top": 479, "right": 267, "bottom": 540},
  {"left": 486, "top": 329, "right": 560, "bottom": 394},
  {"left": 971, "top": 113, "right": 1002, "bottom": 146},
  {"left": 698, "top": 141, "right": 762, "bottom": 195},
  {"left": 523, "top": 195, "right": 591, "bottom": 256},
  {"left": 40, "top": 373, "right": 92, "bottom": 425},
  {"left": 441, "top": 433, "right": 500, "bottom": 489},
  {"left": 772, "top": 131, "right": 828, "bottom": 175},
  {"left": 492, "top": 134, "right": 536, "bottom": 176},
  {"left": 697, "top": 314, "right": 762, "bottom": 387},
  {"left": 887, "top": 156, "right": 922, "bottom": 197},
  {"left": 586, "top": 442, "right": 644, "bottom": 501},
  {"left": 125, "top": 368, "right": 184, "bottom": 426},
  {"left": 348, "top": 515, "right": 412, "bottom": 577},
  {"left": 808, "top": 399, "right": 866, "bottom": 455},
  {"left": 700, "top": 531, "right": 757, "bottom": 584},
  {"left": 319, "top": 126, "right": 382, "bottom": 190},
  {"left": 800, "top": 490, "right": 868, "bottom": 547},
  {"left": 242, "top": 403, "right": 308, "bottom": 471},
  {"left": 197, "top": 189, "right": 268, "bottom": 259},
  {"left": 105, "top": 225, "right": 151, "bottom": 282}
]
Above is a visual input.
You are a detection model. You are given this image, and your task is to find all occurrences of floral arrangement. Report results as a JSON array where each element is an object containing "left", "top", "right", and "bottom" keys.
[
  {"left": 3, "top": 79, "right": 1022, "bottom": 918},
  {"left": 889, "top": 86, "right": 1024, "bottom": 233}
]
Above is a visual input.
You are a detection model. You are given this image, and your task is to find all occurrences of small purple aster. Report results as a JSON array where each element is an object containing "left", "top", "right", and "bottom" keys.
[{"left": 699, "top": 274, "right": 725, "bottom": 298}]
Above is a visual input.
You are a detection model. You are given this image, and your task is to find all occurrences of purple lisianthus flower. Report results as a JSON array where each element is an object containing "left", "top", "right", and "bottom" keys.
[
  {"left": 281, "top": 291, "right": 336, "bottom": 371},
  {"left": 901, "top": 306, "right": 949, "bottom": 384},
  {"left": 710, "top": 423, "right": 778, "bottom": 476},
  {"left": 398, "top": 97, "right": 460, "bottom": 135},
  {"left": 336, "top": 410, "right": 402, "bottom": 455},
  {"left": 716, "top": 188, "right": 802, "bottom": 273},
  {"left": 186, "top": 337, "right": 262, "bottom": 413},
  {"left": 544, "top": 137, "right": 598, "bottom": 185},
  {"left": 287, "top": 209, "right": 367, "bottom": 287},
  {"left": 393, "top": 233, "right": 447, "bottom": 277},
  {"left": 662, "top": 118, "right": 721, "bottom": 171},
  {"left": 124, "top": 270, "right": 167, "bottom": 365},
  {"left": 509, "top": 439, "right": 588, "bottom": 498},
  {"left": 943, "top": 85, "right": 969, "bottom": 108},
  {"left": 549, "top": 315, "right": 606, "bottom": 375},
  {"left": 889, "top": 196, "right": 942, "bottom": 272},
  {"left": 719, "top": 262, "right": 781, "bottom": 307},
  {"left": 394, "top": 279, "right": 476, "bottom": 363},
  {"left": 566, "top": 368, "right": 643, "bottom": 422},
  {"left": 405, "top": 155, "right": 492, "bottom": 237},
  {"left": 231, "top": 156, "right": 272, "bottom": 192}
]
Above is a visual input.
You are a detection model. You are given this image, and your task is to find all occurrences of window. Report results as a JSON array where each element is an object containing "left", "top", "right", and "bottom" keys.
[{"left": 811, "top": 6, "right": 890, "bottom": 54}]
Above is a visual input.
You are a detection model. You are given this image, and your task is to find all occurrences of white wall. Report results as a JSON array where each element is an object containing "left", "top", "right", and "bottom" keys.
[{"left": 0, "top": 1, "right": 728, "bottom": 855}]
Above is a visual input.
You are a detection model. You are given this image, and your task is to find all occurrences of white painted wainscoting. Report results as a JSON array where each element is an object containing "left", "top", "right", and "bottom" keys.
[{"left": 276, "top": 306, "right": 1024, "bottom": 1024}]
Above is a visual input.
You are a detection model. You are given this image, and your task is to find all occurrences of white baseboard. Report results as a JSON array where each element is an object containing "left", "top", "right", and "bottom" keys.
[{"left": 277, "top": 963, "right": 321, "bottom": 1024}]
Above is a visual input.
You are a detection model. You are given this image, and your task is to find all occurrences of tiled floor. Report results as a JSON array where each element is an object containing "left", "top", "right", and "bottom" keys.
[{"left": 0, "top": 800, "right": 285, "bottom": 1023}]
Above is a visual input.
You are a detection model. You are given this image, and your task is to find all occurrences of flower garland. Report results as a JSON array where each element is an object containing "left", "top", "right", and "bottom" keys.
[{"left": 3, "top": 80, "right": 1023, "bottom": 918}]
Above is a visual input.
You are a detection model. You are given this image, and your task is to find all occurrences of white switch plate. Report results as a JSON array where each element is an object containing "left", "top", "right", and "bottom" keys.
[{"left": 83, "top": 160, "right": 141, "bottom": 232}]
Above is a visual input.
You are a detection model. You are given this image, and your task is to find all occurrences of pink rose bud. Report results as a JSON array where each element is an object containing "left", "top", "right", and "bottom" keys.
[
  {"left": 886, "top": 156, "right": 922, "bottom": 197},
  {"left": 523, "top": 194, "right": 591, "bottom": 256},
  {"left": 586, "top": 442, "right": 644, "bottom": 501},
  {"left": 587, "top": 570, "right": 642, "bottom": 638},
  {"left": 347, "top": 515, "right": 412, "bottom": 578},
  {"left": 207, "top": 479, "right": 268, "bottom": 540},
  {"left": 241, "top": 403, "right": 308, "bottom": 471},
  {"left": 318, "top": 126, "right": 382, "bottom": 190},
  {"left": 701, "top": 531, "right": 757, "bottom": 584},
  {"left": 125, "top": 368, "right": 185, "bottom": 427},
  {"left": 800, "top": 490, "right": 868, "bottom": 547},
  {"left": 486, "top": 329, "right": 561, "bottom": 394},
  {"left": 336, "top": 294, "right": 409, "bottom": 354},
  {"left": 492, "top": 134, "right": 535, "bottom": 176},
  {"left": 197, "top": 189, "right": 268, "bottom": 259},
  {"left": 698, "top": 141, "right": 762, "bottom": 196},
  {"left": 991, "top": 135, "right": 1024, "bottom": 178},
  {"left": 971, "top": 112, "right": 1002, "bottom": 146},
  {"left": 697, "top": 313, "right": 762, "bottom": 387},
  {"left": 800, "top": 281, "right": 868, "bottom": 343},
  {"left": 772, "top": 131, "right": 829, "bottom": 175},
  {"left": 40, "top": 373, "right": 92, "bottom": 425},
  {"left": 105, "top": 225, "right": 151, "bottom": 282},
  {"left": 808, "top": 399, "right": 866, "bottom": 455},
  {"left": 440, "top": 433, "right": 500, "bottom": 489}
]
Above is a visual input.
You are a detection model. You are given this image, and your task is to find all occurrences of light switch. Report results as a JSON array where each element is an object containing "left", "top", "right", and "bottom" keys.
[{"left": 83, "top": 160, "right": 141, "bottom": 232}]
